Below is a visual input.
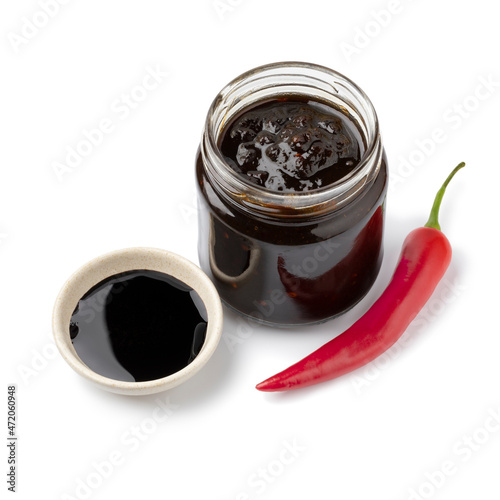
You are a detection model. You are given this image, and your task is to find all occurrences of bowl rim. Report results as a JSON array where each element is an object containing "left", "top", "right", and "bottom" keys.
[{"left": 52, "top": 247, "right": 223, "bottom": 395}]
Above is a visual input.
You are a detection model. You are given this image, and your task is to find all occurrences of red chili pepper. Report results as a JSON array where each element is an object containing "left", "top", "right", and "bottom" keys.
[{"left": 256, "top": 162, "right": 465, "bottom": 392}]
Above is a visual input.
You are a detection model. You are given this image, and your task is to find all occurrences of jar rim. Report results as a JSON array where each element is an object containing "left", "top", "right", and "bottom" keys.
[{"left": 201, "top": 61, "right": 383, "bottom": 218}]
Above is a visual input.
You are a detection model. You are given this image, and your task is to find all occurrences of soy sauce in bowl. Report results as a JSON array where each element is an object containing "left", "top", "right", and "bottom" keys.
[{"left": 69, "top": 270, "right": 208, "bottom": 383}]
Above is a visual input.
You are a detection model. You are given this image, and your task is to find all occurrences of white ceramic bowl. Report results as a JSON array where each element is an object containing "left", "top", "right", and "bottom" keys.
[{"left": 52, "top": 247, "right": 223, "bottom": 395}]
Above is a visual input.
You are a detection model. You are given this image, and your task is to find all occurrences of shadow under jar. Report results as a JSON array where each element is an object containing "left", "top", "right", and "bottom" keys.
[{"left": 196, "top": 62, "right": 388, "bottom": 327}]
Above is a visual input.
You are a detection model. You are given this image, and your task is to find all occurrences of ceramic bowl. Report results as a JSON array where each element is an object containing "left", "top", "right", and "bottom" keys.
[{"left": 52, "top": 247, "right": 223, "bottom": 395}]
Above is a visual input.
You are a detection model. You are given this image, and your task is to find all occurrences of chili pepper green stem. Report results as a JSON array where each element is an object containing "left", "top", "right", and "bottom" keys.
[{"left": 424, "top": 162, "right": 465, "bottom": 231}]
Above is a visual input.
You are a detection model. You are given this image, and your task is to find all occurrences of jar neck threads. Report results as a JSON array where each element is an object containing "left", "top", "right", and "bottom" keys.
[{"left": 201, "top": 62, "right": 383, "bottom": 219}]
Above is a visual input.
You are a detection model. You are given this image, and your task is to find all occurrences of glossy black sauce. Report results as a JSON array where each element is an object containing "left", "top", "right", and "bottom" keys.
[
  {"left": 70, "top": 270, "right": 208, "bottom": 382},
  {"left": 220, "top": 99, "right": 364, "bottom": 193}
]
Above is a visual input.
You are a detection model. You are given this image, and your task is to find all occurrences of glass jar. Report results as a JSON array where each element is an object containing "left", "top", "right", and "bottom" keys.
[{"left": 196, "top": 62, "right": 388, "bottom": 327}]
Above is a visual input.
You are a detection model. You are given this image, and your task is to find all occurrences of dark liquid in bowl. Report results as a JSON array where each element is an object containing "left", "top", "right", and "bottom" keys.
[{"left": 70, "top": 270, "right": 208, "bottom": 382}]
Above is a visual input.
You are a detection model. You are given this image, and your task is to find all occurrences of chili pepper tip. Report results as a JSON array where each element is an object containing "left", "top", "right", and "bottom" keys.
[{"left": 256, "top": 378, "right": 279, "bottom": 392}]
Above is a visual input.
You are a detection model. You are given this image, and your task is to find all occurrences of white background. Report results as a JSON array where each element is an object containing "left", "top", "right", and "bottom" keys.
[{"left": 2, "top": 1, "right": 500, "bottom": 499}]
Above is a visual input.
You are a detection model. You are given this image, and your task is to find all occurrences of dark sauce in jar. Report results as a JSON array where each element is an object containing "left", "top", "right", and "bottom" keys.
[
  {"left": 220, "top": 99, "right": 364, "bottom": 192},
  {"left": 197, "top": 95, "right": 388, "bottom": 326},
  {"left": 69, "top": 270, "right": 208, "bottom": 382}
]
